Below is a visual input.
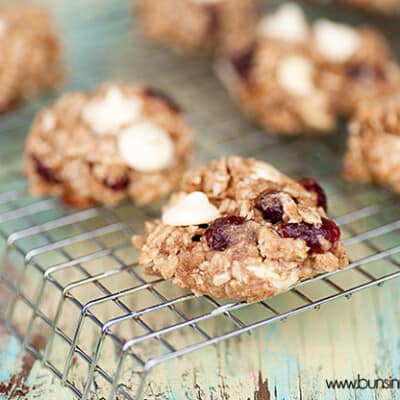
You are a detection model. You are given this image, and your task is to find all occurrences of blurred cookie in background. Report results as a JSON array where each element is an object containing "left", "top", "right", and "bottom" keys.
[
  {"left": 343, "top": 95, "right": 400, "bottom": 193},
  {"left": 0, "top": 5, "right": 63, "bottom": 113},
  {"left": 25, "top": 83, "right": 193, "bottom": 207},
  {"left": 217, "top": 2, "right": 400, "bottom": 135},
  {"left": 137, "top": 0, "right": 261, "bottom": 54},
  {"left": 311, "top": 19, "right": 400, "bottom": 115},
  {"left": 216, "top": 3, "right": 336, "bottom": 135}
]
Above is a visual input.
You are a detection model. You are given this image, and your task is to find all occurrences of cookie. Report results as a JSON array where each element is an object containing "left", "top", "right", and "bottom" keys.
[
  {"left": 137, "top": 0, "right": 260, "bottom": 54},
  {"left": 217, "top": 3, "right": 336, "bottom": 135},
  {"left": 217, "top": 3, "right": 400, "bottom": 135},
  {"left": 25, "top": 83, "right": 193, "bottom": 207},
  {"left": 133, "top": 156, "right": 348, "bottom": 302},
  {"left": 0, "top": 5, "right": 63, "bottom": 112},
  {"left": 343, "top": 95, "right": 400, "bottom": 192},
  {"left": 312, "top": 19, "right": 400, "bottom": 115}
]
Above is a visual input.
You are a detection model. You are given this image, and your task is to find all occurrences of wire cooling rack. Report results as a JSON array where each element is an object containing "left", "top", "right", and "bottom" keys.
[{"left": 2, "top": 1, "right": 400, "bottom": 399}]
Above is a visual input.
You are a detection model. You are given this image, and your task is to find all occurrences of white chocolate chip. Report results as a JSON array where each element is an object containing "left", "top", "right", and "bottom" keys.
[
  {"left": 162, "top": 192, "right": 220, "bottom": 226},
  {"left": 313, "top": 19, "right": 360, "bottom": 63},
  {"left": 246, "top": 264, "right": 299, "bottom": 289},
  {"left": 81, "top": 87, "right": 142, "bottom": 135},
  {"left": 277, "top": 54, "right": 315, "bottom": 96},
  {"left": 250, "top": 161, "right": 283, "bottom": 182},
  {"left": 0, "top": 18, "right": 7, "bottom": 38},
  {"left": 41, "top": 112, "right": 56, "bottom": 132},
  {"left": 258, "top": 3, "right": 309, "bottom": 43},
  {"left": 118, "top": 122, "right": 174, "bottom": 172}
]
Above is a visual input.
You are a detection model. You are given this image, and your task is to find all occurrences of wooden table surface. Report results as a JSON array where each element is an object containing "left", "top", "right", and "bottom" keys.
[{"left": 1, "top": 0, "right": 400, "bottom": 399}]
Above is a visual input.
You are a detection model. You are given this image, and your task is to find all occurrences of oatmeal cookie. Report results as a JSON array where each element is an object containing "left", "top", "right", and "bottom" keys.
[
  {"left": 25, "top": 83, "right": 193, "bottom": 207},
  {"left": 217, "top": 3, "right": 336, "bottom": 135},
  {"left": 343, "top": 95, "right": 400, "bottom": 192},
  {"left": 217, "top": 3, "right": 400, "bottom": 134},
  {"left": 312, "top": 19, "right": 400, "bottom": 115},
  {"left": 0, "top": 5, "right": 63, "bottom": 112},
  {"left": 133, "top": 156, "right": 348, "bottom": 302},
  {"left": 137, "top": 0, "right": 260, "bottom": 54}
]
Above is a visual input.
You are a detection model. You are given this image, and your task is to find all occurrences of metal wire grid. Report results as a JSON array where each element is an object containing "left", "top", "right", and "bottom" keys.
[
  {"left": 0, "top": 0, "right": 400, "bottom": 399},
  {"left": 2, "top": 180, "right": 400, "bottom": 400}
]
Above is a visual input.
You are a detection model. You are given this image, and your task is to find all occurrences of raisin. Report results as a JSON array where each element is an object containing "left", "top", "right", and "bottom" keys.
[
  {"left": 102, "top": 177, "right": 129, "bottom": 191},
  {"left": 229, "top": 45, "right": 255, "bottom": 81},
  {"left": 347, "top": 63, "right": 385, "bottom": 81},
  {"left": 205, "top": 216, "right": 246, "bottom": 251},
  {"left": 255, "top": 190, "right": 284, "bottom": 223},
  {"left": 320, "top": 217, "right": 341, "bottom": 246},
  {"left": 32, "top": 155, "right": 60, "bottom": 184},
  {"left": 280, "top": 218, "right": 341, "bottom": 254}
]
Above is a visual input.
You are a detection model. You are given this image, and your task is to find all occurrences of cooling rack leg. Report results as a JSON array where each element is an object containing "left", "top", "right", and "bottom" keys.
[
  {"left": 134, "top": 366, "right": 152, "bottom": 400},
  {"left": 42, "top": 288, "right": 67, "bottom": 363},
  {"left": 22, "top": 274, "right": 47, "bottom": 348},
  {"left": 5, "top": 256, "right": 30, "bottom": 332},
  {"left": 81, "top": 331, "right": 107, "bottom": 400},
  {"left": 107, "top": 352, "right": 126, "bottom": 400},
  {"left": 62, "top": 308, "right": 88, "bottom": 383},
  {"left": 107, "top": 351, "right": 152, "bottom": 400}
]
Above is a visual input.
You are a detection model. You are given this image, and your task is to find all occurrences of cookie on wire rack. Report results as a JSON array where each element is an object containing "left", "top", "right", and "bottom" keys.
[
  {"left": 0, "top": 4, "right": 63, "bottom": 112},
  {"left": 216, "top": 3, "right": 336, "bottom": 136},
  {"left": 311, "top": 19, "right": 400, "bottom": 115},
  {"left": 217, "top": 2, "right": 400, "bottom": 135},
  {"left": 343, "top": 95, "right": 400, "bottom": 193},
  {"left": 133, "top": 156, "right": 348, "bottom": 302},
  {"left": 137, "top": 0, "right": 261, "bottom": 54},
  {"left": 25, "top": 83, "right": 193, "bottom": 207}
]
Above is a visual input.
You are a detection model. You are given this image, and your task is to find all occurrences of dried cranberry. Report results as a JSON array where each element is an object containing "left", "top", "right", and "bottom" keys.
[
  {"left": 255, "top": 191, "right": 284, "bottom": 224},
  {"left": 229, "top": 45, "right": 255, "bottom": 81},
  {"left": 32, "top": 155, "right": 60, "bottom": 184},
  {"left": 347, "top": 63, "right": 385, "bottom": 81},
  {"left": 279, "top": 218, "right": 340, "bottom": 254},
  {"left": 320, "top": 217, "right": 341, "bottom": 245},
  {"left": 205, "top": 216, "right": 246, "bottom": 251},
  {"left": 144, "top": 87, "right": 181, "bottom": 113},
  {"left": 299, "top": 177, "right": 327, "bottom": 211},
  {"left": 103, "top": 176, "right": 129, "bottom": 191}
]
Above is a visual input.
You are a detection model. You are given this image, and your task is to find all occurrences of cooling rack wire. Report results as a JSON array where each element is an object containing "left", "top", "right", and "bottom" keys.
[{"left": 1, "top": 0, "right": 400, "bottom": 399}]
